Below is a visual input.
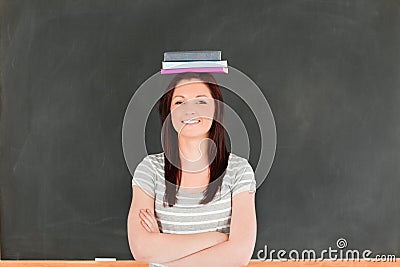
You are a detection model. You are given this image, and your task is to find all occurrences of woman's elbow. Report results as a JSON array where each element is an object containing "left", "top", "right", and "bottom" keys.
[
  {"left": 128, "top": 237, "right": 146, "bottom": 262},
  {"left": 233, "top": 253, "right": 252, "bottom": 267},
  {"left": 128, "top": 230, "right": 144, "bottom": 261},
  {"left": 128, "top": 232, "right": 151, "bottom": 261},
  {"left": 230, "top": 240, "right": 255, "bottom": 266},
  {"left": 129, "top": 245, "right": 143, "bottom": 262},
  {"left": 131, "top": 250, "right": 148, "bottom": 262},
  {"left": 237, "top": 257, "right": 251, "bottom": 266}
]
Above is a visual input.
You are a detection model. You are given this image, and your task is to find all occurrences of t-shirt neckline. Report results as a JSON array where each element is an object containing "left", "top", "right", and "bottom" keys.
[{"left": 176, "top": 152, "right": 233, "bottom": 196}]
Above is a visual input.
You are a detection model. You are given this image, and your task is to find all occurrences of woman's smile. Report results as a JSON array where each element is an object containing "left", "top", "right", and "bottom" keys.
[{"left": 182, "top": 118, "right": 201, "bottom": 125}]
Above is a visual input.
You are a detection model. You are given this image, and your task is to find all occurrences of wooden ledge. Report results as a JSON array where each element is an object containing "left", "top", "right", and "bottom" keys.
[{"left": 0, "top": 260, "right": 398, "bottom": 266}]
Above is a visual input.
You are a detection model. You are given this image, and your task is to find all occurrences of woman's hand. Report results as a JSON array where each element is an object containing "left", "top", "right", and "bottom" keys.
[{"left": 139, "top": 208, "right": 160, "bottom": 233}]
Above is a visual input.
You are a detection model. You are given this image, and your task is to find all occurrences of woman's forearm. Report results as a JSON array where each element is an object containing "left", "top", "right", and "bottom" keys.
[
  {"left": 162, "top": 240, "right": 246, "bottom": 267},
  {"left": 136, "top": 231, "right": 229, "bottom": 263}
]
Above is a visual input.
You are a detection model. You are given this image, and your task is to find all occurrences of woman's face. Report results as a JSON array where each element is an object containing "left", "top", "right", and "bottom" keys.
[{"left": 170, "top": 79, "right": 215, "bottom": 139}]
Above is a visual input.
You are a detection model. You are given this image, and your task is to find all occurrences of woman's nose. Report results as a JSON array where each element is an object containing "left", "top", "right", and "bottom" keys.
[
  {"left": 185, "top": 110, "right": 195, "bottom": 115},
  {"left": 181, "top": 101, "right": 196, "bottom": 114}
]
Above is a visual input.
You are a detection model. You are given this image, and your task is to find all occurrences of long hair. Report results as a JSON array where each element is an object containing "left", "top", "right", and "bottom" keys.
[{"left": 158, "top": 72, "right": 229, "bottom": 207}]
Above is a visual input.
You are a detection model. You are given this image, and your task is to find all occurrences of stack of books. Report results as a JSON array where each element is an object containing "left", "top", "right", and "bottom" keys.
[{"left": 161, "top": 50, "right": 228, "bottom": 74}]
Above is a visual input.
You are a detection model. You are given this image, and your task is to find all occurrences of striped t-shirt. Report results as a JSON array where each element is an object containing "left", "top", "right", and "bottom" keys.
[{"left": 131, "top": 152, "right": 256, "bottom": 267}]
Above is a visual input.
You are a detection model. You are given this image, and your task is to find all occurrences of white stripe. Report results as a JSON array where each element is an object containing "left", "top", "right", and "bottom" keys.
[
  {"left": 161, "top": 224, "right": 230, "bottom": 234},
  {"left": 156, "top": 207, "right": 231, "bottom": 216},
  {"left": 155, "top": 197, "right": 231, "bottom": 208},
  {"left": 154, "top": 179, "right": 234, "bottom": 190},
  {"left": 132, "top": 177, "right": 154, "bottom": 188},
  {"left": 134, "top": 170, "right": 154, "bottom": 180},
  {"left": 236, "top": 171, "right": 254, "bottom": 176},
  {"left": 139, "top": 163, "right": 158, "bottom": 174},
  {"left": 144, "top": 158, "right": 163, "bottom": 171},
  {"left": 229, "top": 166, "right": 245, "bottom": 172},
  {"left": 159, "top": 216, "right": 230, "bottom": 226},
  {"left": 235, "top": 180, "right": 255, "bottom": 185},
  {"left": 153, "top": 166, "right": 165, "bottom": 173},
  {"left": 229, "top": 159, "right": 246, "bottom": 166},
  {"left": 156, "top": 191, "right": 197, "bottom": 200},
  {"left": 154, "top": 189, "right": 231, "bottom": 199},
  {"left": 154, "top": 176, "right": 234, "bottom": 189},
  {"left": 229, "top": 156, "right": 244, "bottom": 162},
  {"left": 143, "top": 161, "right": 164, "bottom": 173}
]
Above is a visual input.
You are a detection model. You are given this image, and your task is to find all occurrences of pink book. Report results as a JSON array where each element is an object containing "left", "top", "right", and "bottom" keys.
[{"left": 161, "top": 67, "right": 228, "bottom": 74}]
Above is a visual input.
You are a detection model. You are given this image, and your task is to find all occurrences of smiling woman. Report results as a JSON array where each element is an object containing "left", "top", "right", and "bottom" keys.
[{"left": 127, "top": 72, "right": 257, "bottom": 267}]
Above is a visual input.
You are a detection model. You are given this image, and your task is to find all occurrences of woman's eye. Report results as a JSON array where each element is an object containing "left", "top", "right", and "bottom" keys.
[
  {"left": 175, "top": 101, "right": 183, "bottom": 105},
  {"left": 197, "top": 100, "right": 207, "bottom": 104}
]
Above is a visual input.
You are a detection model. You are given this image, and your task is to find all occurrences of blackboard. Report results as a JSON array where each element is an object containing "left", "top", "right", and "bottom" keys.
[{"left": 1, "top": 0, "right": 399, "bottom": 260}]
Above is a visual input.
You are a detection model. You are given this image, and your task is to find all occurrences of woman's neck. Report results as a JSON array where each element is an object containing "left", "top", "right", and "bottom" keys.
[{"left": 178, "top": 136, "right": 210, "bottom": 173}]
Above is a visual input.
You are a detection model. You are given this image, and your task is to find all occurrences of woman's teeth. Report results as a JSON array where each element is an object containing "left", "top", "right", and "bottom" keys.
[{"left": 182, "top": 119, "right": 200, "bottom": 124}]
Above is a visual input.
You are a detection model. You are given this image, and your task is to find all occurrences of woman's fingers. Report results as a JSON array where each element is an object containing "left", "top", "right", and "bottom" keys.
[
  {"left": 146, "top": 209, "right": 159, "bottom": 230},
  {"left": 139, "top": 210, "right": 154, "bottom": 231},
  {"left": 140, "top": 219, "right": 151, "bottom": 232},
  {"left": 139, "top": 208, "right": 160, "bottom": 233}
]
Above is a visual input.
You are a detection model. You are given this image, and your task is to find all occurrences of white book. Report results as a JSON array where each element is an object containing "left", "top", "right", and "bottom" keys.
[{"left": 162, "top": 60, "right": 228, "bottom": 69}]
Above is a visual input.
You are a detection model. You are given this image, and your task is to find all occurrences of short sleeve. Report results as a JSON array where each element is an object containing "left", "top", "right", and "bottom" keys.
[
  {"left": 232, "top": 159, "right": 257, "bottom": 196},
  {"left": 131, "top": 156, "right": 156, "bottom": 198}
]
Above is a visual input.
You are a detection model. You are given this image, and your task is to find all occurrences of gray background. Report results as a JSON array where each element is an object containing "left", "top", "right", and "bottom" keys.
[{"left": 0, "top": 0, "right": 399, "bottom": 260}]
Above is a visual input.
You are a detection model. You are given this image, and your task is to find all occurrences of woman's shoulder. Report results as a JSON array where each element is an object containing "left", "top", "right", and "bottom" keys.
[
  {"left": 141, "top": 152, "right": 164, "bottom": 169},
  {"left": 228, "top": 152, "right": 250, "bottom": 167},
  {"left": 144, "top": 152, "right": 164, "bottom": 161},
  {"left": 227, "top": 153, "right": 257, "bottom": 193}
]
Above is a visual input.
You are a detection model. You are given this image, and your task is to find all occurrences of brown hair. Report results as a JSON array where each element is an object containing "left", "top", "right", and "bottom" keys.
[{"left": 158, "top": 72, "right": 229, "bottom": 207}]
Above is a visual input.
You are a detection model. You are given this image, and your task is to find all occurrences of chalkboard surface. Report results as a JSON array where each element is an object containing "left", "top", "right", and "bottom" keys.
[{"left": 1, "top": 0, "right": 399, "bottom": 260}]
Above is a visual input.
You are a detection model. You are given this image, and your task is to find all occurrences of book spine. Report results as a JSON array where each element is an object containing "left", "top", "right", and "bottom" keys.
[
  {"left": 164, "top": 51, "right": 221, "bottom": 61},
  {"left": 162, "top": 60, "right": 228, "bottom": 69},
  {"left": 161, "top": 67, "right": 228, "bottom": 74}
]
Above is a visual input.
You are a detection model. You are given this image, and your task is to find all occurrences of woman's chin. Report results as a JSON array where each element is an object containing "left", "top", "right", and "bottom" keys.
[{"left": 178, "top": 130, "right": 209, "bottom": 139}]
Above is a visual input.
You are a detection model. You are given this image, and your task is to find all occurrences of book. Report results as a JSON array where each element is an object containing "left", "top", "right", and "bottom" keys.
[
  {"left": 161, "top": 67, "right": 228, "bottom": 74},
  {"left": 163, "top": 51, "right": 221, "bottom": 61},
  {"left": 162, "top": 60, "right": 228, "bottom": 69}
]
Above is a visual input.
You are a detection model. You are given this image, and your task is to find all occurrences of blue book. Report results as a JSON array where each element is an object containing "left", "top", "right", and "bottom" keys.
[{"left": 163, "top": 51, "right": 221, "bottom": 62}]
